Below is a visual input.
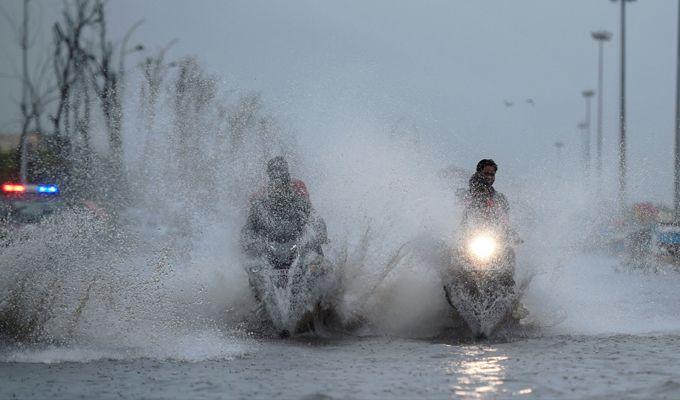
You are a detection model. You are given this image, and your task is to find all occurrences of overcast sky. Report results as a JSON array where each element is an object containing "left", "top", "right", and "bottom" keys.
[{"left": 1, "top": 1, "right": 678, "bottom": 203}]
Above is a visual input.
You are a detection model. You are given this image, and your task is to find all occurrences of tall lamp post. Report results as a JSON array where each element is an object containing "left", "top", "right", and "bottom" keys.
[
  {"left": 582, "top": 89, "right": 596, "bottom": 177},
  {"left": 675, "top": 0, "right": 680, "bottom": 219},
  {"left": 553, "top": 141, "right": 564, "bottom": 182},
  {"left": 591, "top": 30, "right": 612, "bottom": 186},
  {"left": 554, "top": 141, "right": 565, "bottom": 158},
  {"left": 554, "top": 141, "right": 565, "bottom": 179},
  {"left": 578, "top": 121, "right": 589, "bottom": 178},
  {"left": 611, "top": 0, "right": 636, "bottom": 212}
]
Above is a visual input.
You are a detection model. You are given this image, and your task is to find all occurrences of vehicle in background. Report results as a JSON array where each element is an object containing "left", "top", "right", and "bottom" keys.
[
  {"left": 624, "top": 203, "right": 658, "bottom": 262},
  {"left": 597, "top": 202, "right": 680, "bottom": 268},
  {"left": 649, "top": 207, "right": 680, "bottom": 266},
  {"left": 585, "top": 214, "right": 627, "bottom": 254},
  {"left": 651, "top": 224, "right": 680, "bottom": 261},
  {"left": 0, "top": 183, "right": 64, "bottom": 232}
]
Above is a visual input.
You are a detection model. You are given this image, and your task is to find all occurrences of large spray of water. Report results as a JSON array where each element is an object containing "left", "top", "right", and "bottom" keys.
[{"left": 2, "top": 66, "right": 680, "bottom": 363}]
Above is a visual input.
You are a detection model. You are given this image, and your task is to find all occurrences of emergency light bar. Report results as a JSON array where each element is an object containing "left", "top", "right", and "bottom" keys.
[
  {"left": 2, "top": 183, "right": 59, "bottom": 195},
  {"left": 1, "top": 183, "right": 25, "bottom": 193},
  {"left": 37, "top": 184, "right": 59, "bottom": 194}
]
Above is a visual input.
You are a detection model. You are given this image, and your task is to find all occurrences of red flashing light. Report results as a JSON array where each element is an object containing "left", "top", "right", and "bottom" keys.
[{"left": 1, "top": 183, "right": 26, "bottom": 193}]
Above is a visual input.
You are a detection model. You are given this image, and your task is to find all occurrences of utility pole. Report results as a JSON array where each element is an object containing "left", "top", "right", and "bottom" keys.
[
  {"left": 675, "top": 0, "right": 680, "bottom": 219},
  {"left": 578, "top": 121, "right": 589, "bottom": 178},
  {"left": 554, "top": 141, "right": 565, "bottom": 157},
  {"left": 555, "top": 141, "right": 565, "bottom": 181},
  {"left": 582, "top": 89, "right": 596, "bottom": 178},
  {"left": 591, "top": 30, "right": 612, "bottom": 187},
  {"left": 611, "top": 0, "right": 636, "bottom": 213}
]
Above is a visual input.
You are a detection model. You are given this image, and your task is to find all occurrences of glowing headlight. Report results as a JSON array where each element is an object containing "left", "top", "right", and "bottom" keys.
[{"left": 467, "top": 233, "right": 498, "bottom": 261}]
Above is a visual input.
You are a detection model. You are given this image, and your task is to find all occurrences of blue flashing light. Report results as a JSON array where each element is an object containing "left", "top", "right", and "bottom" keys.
[{"left": 37, "top": 184, "right": 59, "bottom": 194}]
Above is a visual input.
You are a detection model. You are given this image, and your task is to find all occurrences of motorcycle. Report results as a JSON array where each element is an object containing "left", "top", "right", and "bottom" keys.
[
  {"left": 245, "top": 234, "right": 337, "bottom": 337},
  {"left": 443, "top": 225, "right": 523, "bottom": 338}
]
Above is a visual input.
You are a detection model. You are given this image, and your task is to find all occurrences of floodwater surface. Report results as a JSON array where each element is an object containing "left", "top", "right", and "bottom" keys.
[
  {"left": 2, "top": 226, "right": 680, "bottom": 400},
  {"left": 2, "top": 334, "right": 680, "bottom": 399}
]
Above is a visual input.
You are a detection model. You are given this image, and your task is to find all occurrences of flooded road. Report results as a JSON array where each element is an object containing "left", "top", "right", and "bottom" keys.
[
  {"left": 3, "top": 218, "right": 680, "bottom": 400},
  {"left": 2, "top": 334, "right": 680, "bottom": 399}
]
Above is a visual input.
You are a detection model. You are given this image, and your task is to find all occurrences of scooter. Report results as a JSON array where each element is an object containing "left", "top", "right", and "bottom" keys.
[
  {"left": 245, "top": 238, "right": 336, "bottom": 337},
  {"left": 443, "top": 226, "right": 523, "bottom": 338}
]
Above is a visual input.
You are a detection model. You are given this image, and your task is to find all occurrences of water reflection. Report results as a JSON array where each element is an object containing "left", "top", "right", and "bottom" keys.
[{"left": 447, "top": 346, "right": 508, "bottom": 398}]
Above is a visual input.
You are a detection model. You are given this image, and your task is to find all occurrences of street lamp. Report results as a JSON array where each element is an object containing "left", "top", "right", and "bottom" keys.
[
  {"left": 554, "top": 141, "right": 565, "bottom": 180},
  {"left": 591, "top": 30, "right": 612, "bottom": 186},
  {"left": 610, "top": 0, "right": 636, "bottom": 212},
  {"left": 675, "top": 0, "right": 680, "bottom": 219},
  {"left": 578, "top": 121, "right": 589, "bottom": 177},
  {"left": 582, "top": 90, "right": 595, "bottom": 176}
]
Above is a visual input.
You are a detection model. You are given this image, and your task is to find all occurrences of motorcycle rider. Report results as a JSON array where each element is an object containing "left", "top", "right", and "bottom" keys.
[
  {"left": 240, "top": 156, "right": 327, "bottom": 259},
  {"left": 461, "top": 158, "right": 527, "bottom": 319},
  {"left": 462, "top": 159, "right": 514, "bottom": 239}
]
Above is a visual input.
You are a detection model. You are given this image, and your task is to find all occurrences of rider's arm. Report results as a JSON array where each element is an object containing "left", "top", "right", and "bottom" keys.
[
  {"left": 497, "top": 193, "right": 521, "bottom": 243},
  {"left": 292, "top": 180, "right": 329, "bottom": 248},
  {"left": 292, "top": 179, "right": 313, "bottom": 222},
  {"left": 240, "top": 202, "right": 267, "bottom": 256}
]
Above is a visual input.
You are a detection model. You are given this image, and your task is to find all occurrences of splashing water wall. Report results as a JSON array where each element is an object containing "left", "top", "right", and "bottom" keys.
[{"left": 2, "top": 61, "right": 680, "bottom": 364}]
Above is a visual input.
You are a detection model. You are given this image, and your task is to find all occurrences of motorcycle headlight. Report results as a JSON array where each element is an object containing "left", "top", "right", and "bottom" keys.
[{"left": 467, "top": 233, "right": 498, "bottom": 262}]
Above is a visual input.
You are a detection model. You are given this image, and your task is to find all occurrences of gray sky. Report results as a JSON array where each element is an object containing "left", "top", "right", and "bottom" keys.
[{"left": 1, "top": 0, "right": 678, "bottom": 203}]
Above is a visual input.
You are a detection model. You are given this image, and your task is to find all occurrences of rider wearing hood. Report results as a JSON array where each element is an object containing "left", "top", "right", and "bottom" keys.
[{"left": 240, "top": 156, "right": 327, "bottom": 257}]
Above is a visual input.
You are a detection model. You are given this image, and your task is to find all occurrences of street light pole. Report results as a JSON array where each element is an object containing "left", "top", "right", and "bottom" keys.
[
  {"left": 582, "top": 90, "right": 596, "bottom": 178},
  {"left": 591, "top": 30, "right": 612, "bottom": 187},
  {"left": 554, "top": 141, "right": 565, "bottom": 181},
  {"left": 619, "top": 0, "right": 627, "bottom": 212},
  {"left": 611, "top": 0, "right": 636, "bottom": 212},
  {"left": 578, "top": 121, "right": 589, "bottom": 178},
  {"left": 675, "top": 0, "right": 680, "bottom": 219}
]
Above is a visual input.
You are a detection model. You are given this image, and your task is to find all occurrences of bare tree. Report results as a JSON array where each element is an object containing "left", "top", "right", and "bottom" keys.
[
  {"left": 46, "top": 0, "right": 143, "bottom": 198},
  {"left": 215, "top": 92, "right": 288, "bottom": 204},
  {"left": 226, "top": 93, "right": 262, "bottom": 156},
  {"left": 50, "top": 0, "right": 99, "bottom": 142},
  {"left": 0, "top": 0, "right": 58, "bottom": 182},
  {"left": 225, "top": 92, "right": 282, "bottom": 165},
  {"left": 138, "top": 40, "right": 176, "bottom": 168},
  {"left": 172, "top": 56, "right": 216, "bottom": 180},
  {"left": 89, "top": 0, "right": 143, "bottom": 176},
  {"left": 48, "top": 0, "right": 101, "bottom": 194},
  {"left": 18, "top": 0, "right": 32, "bottom": 182}
]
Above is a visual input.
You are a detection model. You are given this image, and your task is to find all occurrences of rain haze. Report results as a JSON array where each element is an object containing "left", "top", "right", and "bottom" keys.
[
  {"left": 0, "top": 0, "right": 678, "bottom": 201},
  {"left": 2, "top": 1, "right": 680, "bottom": 399}
]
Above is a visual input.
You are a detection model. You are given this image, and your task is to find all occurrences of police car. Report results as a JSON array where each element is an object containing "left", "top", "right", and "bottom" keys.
[{"left": 0, "top": 182, "right": 64, "bottom": 227}]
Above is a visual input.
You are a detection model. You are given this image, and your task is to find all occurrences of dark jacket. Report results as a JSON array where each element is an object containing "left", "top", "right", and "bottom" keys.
[
  {"left": 462, "top": 172, "right": 510, "bottom": 233},
  {"left": 241, "top": 179, "right": 327, "bottom": 257},
  {"left": 243, "top": 179, "right": 311, "bottom": 244}
]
